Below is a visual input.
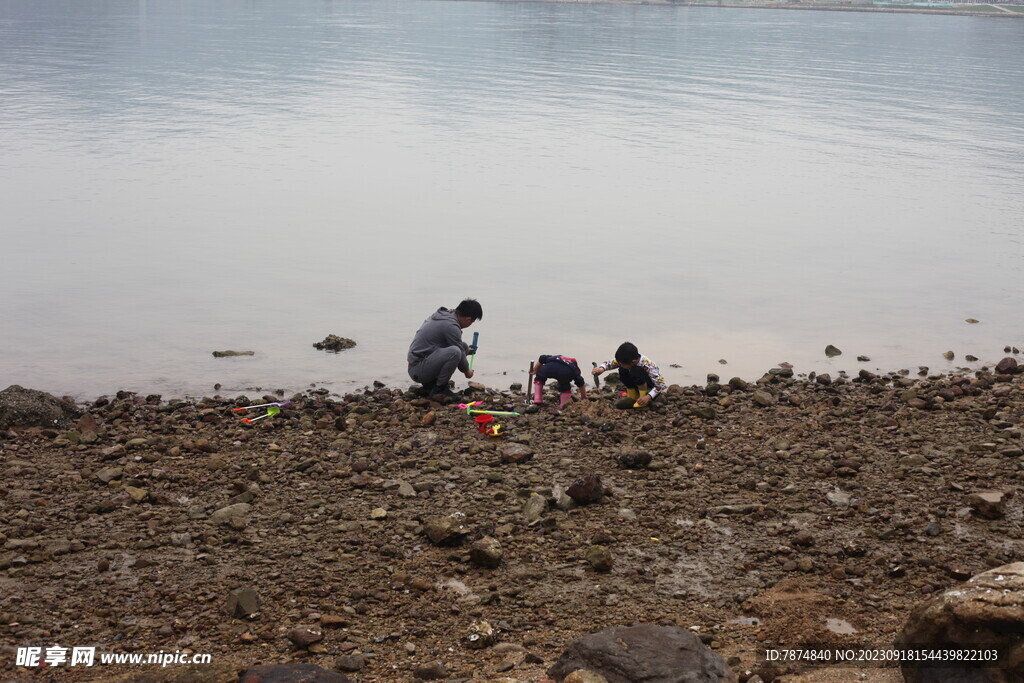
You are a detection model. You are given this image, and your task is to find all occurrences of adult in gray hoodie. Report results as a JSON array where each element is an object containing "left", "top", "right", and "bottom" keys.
[{"left": 407, "top": 299, "right": 482, "bottom": 400}]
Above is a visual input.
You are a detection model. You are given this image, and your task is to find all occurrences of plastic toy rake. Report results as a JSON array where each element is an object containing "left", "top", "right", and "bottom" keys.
[
  {"left": 456, "top": 401, "right": 520, "bottom": 417},
  {"left": 232, "top": 401, "right": 292, "bottom": 424}
]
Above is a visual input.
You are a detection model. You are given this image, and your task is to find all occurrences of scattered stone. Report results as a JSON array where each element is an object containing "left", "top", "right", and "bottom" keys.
[
  {"left": 95, "top": 467, "right": 123, "bottom": 483},
  {"left": 500, "top": 443, "right": 534, "bottom": 464},
  {"left": 210, "top": 503, "right": 251, "bottom": 525},
  {"left": 212, "top": 350, "right": 255, "bottom": 357},
  {"left": 996, "top": 357, "right": 1019, "bottom": 374},
  {"left": 825, "top": 345, "right": 842, "bottom": 358},
  {"left": 240, "top": 663, "right": 349, "bottom": 682},
  {"left": 313, "top": 335, "right": 357, "bottom": 352},
  {"left": 334, "top": 655, "right": 367, "bottom": 672},
  {"left": 826, "top": 490, "right": 852, "bottom": 508},
  {"left": 857, "top": 355, "right": 870, "bottom": 362},
  {"left": 564, "top": 670, "right": 610, "bottom": 683},
  {"left": 412, "top": 661, "right": 449, "bottom": 680},
  {"left": 547, "top": 624, "right": 732, "bottom": 683},
  {"left": 752, "top": 390, "right": 774, "bottom": 407},
  {"left": 422, "top": 411, "right": 436, "bottom": 426},
  {"left": 288, "top": 625, "right": 324, "bottom": 649},
  {"left": 566, "top": 474, "right": 604, "bottom": 505},
  {"left": 469, "top": 536, "right": 503, "bottom": 569},
  {"left": 967, "top": 491, "right": 1007, "bottom": 520},
  {"left": 616, "top": 448, "right": 652, "bottom": 469},
  {"left": 424, "top": 515, "right": 469, "bottom": 546},
  {"left": 463, "top": 620, "right": 497, "bottom": 649},
  {"left": 226, "top": 587, "right": 260, "bottom": 618},
  {"left": 586, "top": 546, "right": 613, "bottom": 572},
  {"left": 943, "top": 350, "right": 955, "bottom": 360},
  {"left": 523, "top": 492, "right": 548, "bottom": 522},
  {"left": 124, "top": 486, "right": 148, "bottom": 503},
  {"left": 690, "top": 406, "right": 716, "bottom": 420},
  {"left": 965, "top": 318, "right": 979, "bottom": 324},
  {"left": 614, "top": 396, "right": 637, "bottom": 410}
]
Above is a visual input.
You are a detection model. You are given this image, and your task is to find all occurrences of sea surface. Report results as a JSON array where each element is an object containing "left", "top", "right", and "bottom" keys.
[{"left": 1, "top": 0, "right": 1022, "bottom": 400}]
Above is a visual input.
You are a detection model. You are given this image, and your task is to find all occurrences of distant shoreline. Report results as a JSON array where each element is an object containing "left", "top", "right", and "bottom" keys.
[{"left": 470, "top": 0, "right": 1024, "bottom": 19}]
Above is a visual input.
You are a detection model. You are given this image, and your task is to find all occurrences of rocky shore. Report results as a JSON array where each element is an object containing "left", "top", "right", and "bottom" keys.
[{"left": 2, "top": 358, "right": 1024, "bottom": 681}]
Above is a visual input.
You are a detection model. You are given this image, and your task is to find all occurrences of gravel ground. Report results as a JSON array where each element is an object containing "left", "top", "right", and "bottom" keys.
[{"left": 2, "top": 361, "right": 1022, "bottom": 681}]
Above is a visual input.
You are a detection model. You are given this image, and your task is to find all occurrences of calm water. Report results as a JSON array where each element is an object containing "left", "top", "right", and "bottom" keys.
[{"left": 1, "top": 0, "right": 1022, "bottom": 399}]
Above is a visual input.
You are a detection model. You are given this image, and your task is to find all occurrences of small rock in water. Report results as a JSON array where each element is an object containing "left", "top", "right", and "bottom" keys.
[
  {"left": 943, "top": 350, "right": 955, "bottom": 360},
  {"left": 965, "top": 318, "right": 979, "bottom": 324},
  {"left": 856, "top": 355, "right": 870, "bottom": 362},
  {"left": 313, "top": 334, "right": 357, "bottom": 352},
  {"left": 825, "top": 345, "right": 842, "bottom": 358}
]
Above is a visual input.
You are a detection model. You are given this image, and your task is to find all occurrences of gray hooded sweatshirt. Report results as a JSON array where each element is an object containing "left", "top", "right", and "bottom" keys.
[{"left": 407, "top": 307, "right": 469, "bottom": 372}]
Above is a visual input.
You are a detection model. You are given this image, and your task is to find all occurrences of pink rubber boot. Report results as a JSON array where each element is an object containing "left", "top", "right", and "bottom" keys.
[
  {"left": 559, "top": 391, "right": 572, "bottom": 409},
  {"left": 532, "top": 381, "right": 543, "bottom": 403}
]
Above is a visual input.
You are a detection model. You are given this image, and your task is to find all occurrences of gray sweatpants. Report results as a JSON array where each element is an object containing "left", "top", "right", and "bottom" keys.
[{"left": 409, "top": 346, "right": 463, "bottom": 388}]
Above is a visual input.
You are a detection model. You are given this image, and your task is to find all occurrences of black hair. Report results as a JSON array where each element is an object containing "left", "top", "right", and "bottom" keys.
[
  {"left": 615, "top": 341, "right": 640, "bottom": 364},
  {"left": 455, "top": 298, "right": 483, "bottom": 321}
]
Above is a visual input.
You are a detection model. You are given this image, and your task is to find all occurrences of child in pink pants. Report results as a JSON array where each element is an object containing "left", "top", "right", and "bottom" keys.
[{"left": 532, "top": 355, "right": 588, "bottom": 408}]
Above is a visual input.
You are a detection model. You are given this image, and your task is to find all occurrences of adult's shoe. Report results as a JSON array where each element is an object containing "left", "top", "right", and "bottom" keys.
[{"left": 431, "top": 387, "right": 462, "bottom": 403}]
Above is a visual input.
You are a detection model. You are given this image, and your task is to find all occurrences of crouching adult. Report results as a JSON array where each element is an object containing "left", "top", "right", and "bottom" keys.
[{"left": 407, "top": 299, "right": 482, "bottom": 402}]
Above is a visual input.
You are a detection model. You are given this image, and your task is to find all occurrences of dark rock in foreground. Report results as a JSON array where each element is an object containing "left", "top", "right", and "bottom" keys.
[
  {"left": 547, "top": 624, "right": 734, "bottom": 682},
  {"left": 0, "top": 384, "right": 79, "bottom": 430},
  {"left": 240, "top": 663, "right": 350, "bottom": 682},
  {"left": 897, "top": 562, "right": 1024, "bottom": 683}
]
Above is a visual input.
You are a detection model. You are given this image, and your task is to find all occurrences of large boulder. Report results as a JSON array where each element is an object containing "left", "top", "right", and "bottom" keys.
[
  {"left": 547, "top": 624, "right": 734, "bottom": 682},
  {"left": 0, "top": 385, "right": 79, "bottom": 430},
  {"left": 896, "top": 562, "right": 1024, "bottom": 682}
]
